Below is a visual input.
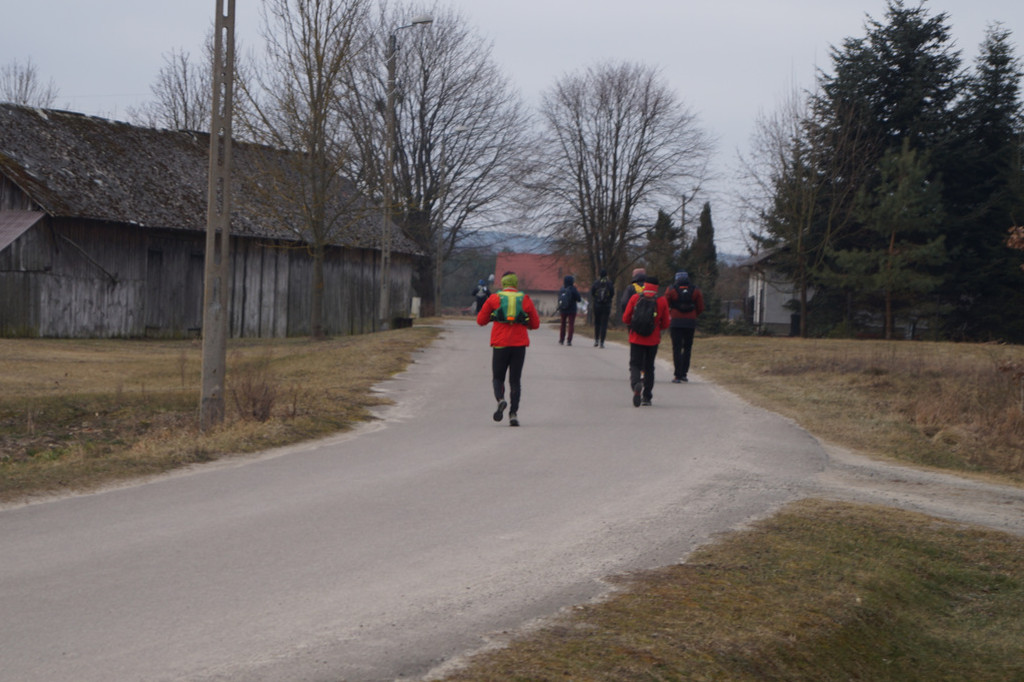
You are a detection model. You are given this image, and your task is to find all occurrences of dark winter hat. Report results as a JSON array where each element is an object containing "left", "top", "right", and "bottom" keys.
[
  {"left": 675, "top": 271, "right": 689, "bottom": 284},
  {"left": 564, "top": 274, "right": 574, "bottom": 286},
  {"left": 644, "top": 275, "right": 659, "bottom": 286},
  {"left": 599, "top": 268, "right": 607, "bottom": 277}
]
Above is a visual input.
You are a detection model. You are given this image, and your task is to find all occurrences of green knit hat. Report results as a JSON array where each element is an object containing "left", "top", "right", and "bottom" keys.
[{"left": 501, "top": 272, "right": 518, "bottom": 288}]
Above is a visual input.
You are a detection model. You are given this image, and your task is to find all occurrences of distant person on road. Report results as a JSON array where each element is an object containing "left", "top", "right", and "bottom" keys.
[
  {"left": 556, "top": 275, "right": 582, "bottom": 346},
  {"left": 664, "top": 271, "right": 705, "bottom": 383},
  {"left": 619, "top": 267, "right": 646, "bottom": 318},
  {"left": 472, "top": 279, "right": 490, "bottom": 313},
  {"left": 622, "top": 274, "right": 670, "bottom": 407},
  {"left": 590, "top": 268, "right": 614, "bottom": 348},
  {"left": 477, "top": 272, "right": 540, "bottom": 427}
]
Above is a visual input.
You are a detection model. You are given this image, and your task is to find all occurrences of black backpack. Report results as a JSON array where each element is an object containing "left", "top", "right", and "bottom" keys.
[
  {"left": 557, "top": 287, "right": 573, "bottom": 312},
  {"left": 671, "top": 284, "right": 696, "bottom": 313},
  {"left": 629, "top": 295, "right": 658, "bottom": 335},
  {"left": 593, "top": 278, "right": 613, "bottom": 304}
]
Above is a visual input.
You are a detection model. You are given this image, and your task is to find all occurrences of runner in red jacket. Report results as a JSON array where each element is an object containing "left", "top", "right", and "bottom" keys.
[{"left": 477, "top": 272, "right": 540, "bottom": 426}]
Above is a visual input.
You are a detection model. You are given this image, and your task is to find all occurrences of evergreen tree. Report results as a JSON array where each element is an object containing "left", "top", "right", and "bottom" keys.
[
  {"left": 832, "top": 140, "right": 947, "bottom": 339},
  {"left": 819, "top": 0, "right": 960, "bottom": 158},
  {"left": 689, "top": 202, "right": 719, "bottom": 292},
  {"left": 944, "top": 24, "right": 1024, "bottom": 341},
  {"left": 644, "top": 209, "right": 681, "bottom": 285},
  {"left": 690, "top": 201, "right": 724, "bottom": 331},
  {"left": 808, "top": 0, "right": 961, "bottom": 336}
]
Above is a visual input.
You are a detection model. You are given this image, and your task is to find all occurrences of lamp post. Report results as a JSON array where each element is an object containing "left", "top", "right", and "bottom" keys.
[{"left": 379, "top": 14, "right": 432, "bottom": 330}]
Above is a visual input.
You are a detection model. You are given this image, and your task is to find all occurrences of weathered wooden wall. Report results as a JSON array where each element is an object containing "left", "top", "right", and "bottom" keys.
[{"left": 0, "top": 215, "right": 414, "bottom": 339}]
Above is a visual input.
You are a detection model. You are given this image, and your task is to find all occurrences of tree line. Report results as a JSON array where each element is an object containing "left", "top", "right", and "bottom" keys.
[{"left": 745, "top": 0, "right": 1024, "bottom": 341}]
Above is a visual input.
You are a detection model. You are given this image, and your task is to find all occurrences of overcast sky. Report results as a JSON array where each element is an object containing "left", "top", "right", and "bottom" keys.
[{"left": 3, "top": 0, "right": 1022, "bottom": 252}]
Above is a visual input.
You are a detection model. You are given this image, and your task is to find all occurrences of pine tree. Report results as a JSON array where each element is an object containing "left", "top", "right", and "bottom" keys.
[
  {"left": 689, "top": 202, "right": 719, "bottom": 292},
  {"left": 832, "top": 141, "right": 947, "bottom": 339},
  {"left": 944, "top": 24, "right": 1024, "bottom": 341},
  {"left": 809, "top": 0, "right": 961, "bottom": 336},
  {"left": 644, "top": 210, "right": 681, "bottom": 285}
]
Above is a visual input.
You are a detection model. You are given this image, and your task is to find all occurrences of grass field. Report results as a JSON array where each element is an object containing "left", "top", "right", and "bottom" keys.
[
  {"left": 693, "top": 335, "right": 1024, "bottom": 479},
  {"left": 0, "top": 327, "right": 441, "bottom": 502},
  {"left": 2, "top": 322, "right": 1023, "bottom": 679}
]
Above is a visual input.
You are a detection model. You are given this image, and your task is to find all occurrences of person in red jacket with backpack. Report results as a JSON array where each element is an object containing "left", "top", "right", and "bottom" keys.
[
  {"left": 477, "top": 272, "right": 540, "bottom": 426},
  {"left": 622, "top": 275, "right": 671, "bottom": 407}
]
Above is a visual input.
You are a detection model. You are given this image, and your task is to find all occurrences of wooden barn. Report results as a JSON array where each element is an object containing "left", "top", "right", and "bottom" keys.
[{"left": 0, "top": 103, "right": 419, "bottom": 338}]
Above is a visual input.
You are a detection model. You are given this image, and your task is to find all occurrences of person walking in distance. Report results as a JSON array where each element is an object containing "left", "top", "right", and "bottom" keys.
[
  {"left": 556, "top": 275, "right": 582, "bottom": 346},
  {"left": 477, "top": 272, "right": 540, "bottom": 426},
  {"left": 472, "top": 279, "right": 490, "bottom": 313},
  {"left": 665, "top": 271, "right": 705, "bottom": 383},
  {"left": 590, "top": 268, "right": 614, "bottom": 348},
  {"left": 622, "top": 275, "right": 670, "bottom": 406}
]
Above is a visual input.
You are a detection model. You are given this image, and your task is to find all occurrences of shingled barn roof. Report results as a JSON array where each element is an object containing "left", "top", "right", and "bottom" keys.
[{"left": 0, "top": 103, "right": 415, "bottom": 253}]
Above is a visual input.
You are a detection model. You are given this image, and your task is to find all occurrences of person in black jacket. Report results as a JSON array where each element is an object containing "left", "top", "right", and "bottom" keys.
[
  {"left": 590, "top": 268, "right": 615, "bottom": 348},
  {"left": 556, "top": 275, "right": 582, "bottom": 345}
]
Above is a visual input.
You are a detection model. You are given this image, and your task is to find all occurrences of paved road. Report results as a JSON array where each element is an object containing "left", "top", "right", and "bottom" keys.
[{"left": 3, "top": 320, "right": 1021, "bottom": 681}]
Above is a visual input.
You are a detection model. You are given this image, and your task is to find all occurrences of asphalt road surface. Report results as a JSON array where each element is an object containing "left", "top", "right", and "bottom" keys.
[{"left": 3, "top": 320, "right": 1023, "bottom": 681}]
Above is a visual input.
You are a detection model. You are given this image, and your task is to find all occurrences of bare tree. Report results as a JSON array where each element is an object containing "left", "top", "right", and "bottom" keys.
[
  {"left": 128, "top": 48, "right": 212, "bottom": 130},
  {"left": 340, "top": 1, "right": 529, "bottom": 316},
  {"left": 0, "top": 58, "right": 59, "bottom": 107},
  {"left": 237, "top": 0, "right": 371, "bottom": 338},
  {"left": 530, "top": 61, "right": 711, "bottom": 286},
  {"left": 742, "top": 87, "right": 874, "bottom": 336}
]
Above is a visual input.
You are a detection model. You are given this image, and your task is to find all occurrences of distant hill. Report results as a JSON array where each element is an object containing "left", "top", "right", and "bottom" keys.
[
  {"left": 458, "top": 231, "right": 551, "bottom": 254},
  {"left": 457, "top": 233, "right": 750, "bottom": 265},
  {"left": 719, "top": 252, "right": 750, "bottom": 266}
]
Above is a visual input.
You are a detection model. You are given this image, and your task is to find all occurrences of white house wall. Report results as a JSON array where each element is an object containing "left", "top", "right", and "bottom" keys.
[{"left": 748, "top": 265, "right": 805, "bottom": 335}]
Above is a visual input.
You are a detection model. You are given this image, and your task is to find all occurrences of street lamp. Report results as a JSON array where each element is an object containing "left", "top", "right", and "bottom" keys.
[{"left": 379, "top": 14, "right": 433, "bottom": 330}]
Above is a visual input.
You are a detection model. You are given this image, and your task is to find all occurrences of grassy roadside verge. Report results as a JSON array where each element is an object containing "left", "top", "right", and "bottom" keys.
[
  {"left": 692, "top": 335, "right": 1024, "bottom": 480},
  {"left": 438, "top": 498, "right": 1024, "bottom": 681},
  {"left": 0, "top": 325, "right": 441, "bottom": 504}
]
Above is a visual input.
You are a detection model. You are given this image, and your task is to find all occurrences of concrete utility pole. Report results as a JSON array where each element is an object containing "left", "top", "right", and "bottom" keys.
[
  {"left": 379, "top": 15, "right": 432, "bottom": 331},
  {"left": 200, "top": 0, "right": 235, "bottom": 431},
  {"left": 378, "top": 31, "right": 399, "bottom": 331}
]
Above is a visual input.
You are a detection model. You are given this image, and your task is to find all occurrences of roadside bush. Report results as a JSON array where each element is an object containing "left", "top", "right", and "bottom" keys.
[{"left": 229, "top": 351, "right": 278, "bottom": 422}]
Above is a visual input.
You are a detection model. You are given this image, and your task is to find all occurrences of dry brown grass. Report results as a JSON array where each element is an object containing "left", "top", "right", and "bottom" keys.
[
  {"left": 0, "top": 326, "right": 441, "bottom": 503},
  {"left": 691, "top": 337, "right": 1024, "bottom": 480},
  {"left": 439, "top": 498, "right": 1024, "bottom": 681}
]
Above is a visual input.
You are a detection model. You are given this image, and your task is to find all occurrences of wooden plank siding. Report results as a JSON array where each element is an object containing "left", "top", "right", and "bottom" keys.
[{"left": 0, "top": 216, "right": 415, "bottom": 339}]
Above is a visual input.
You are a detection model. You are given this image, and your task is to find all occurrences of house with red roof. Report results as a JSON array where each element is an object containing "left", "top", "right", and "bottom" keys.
[{"left": 493, "top": 252, "right": 590, "bottom": 316}]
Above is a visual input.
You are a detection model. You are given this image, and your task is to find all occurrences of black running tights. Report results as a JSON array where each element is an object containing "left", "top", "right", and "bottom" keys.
[{"left": 491, "top": 346, "right": 526, "bottom": 414}]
